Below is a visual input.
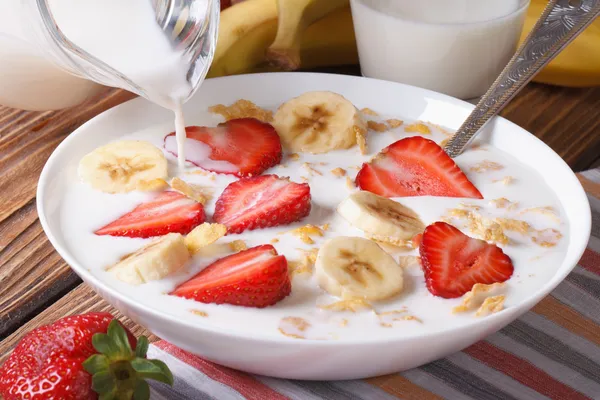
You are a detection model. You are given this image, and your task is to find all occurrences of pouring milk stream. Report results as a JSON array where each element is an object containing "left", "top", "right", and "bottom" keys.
[{"left": 0, "top": 0, "right": 219, "bottom": 169}]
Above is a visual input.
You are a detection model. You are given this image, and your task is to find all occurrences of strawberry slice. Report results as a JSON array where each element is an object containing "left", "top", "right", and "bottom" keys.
[
  {"left": 171, "top": 244, "right": 291, "bottom": 308},
  {"left": 164, "top": 118, "right": 282, "bottom": 177},
  {"left": 419, "top": 221, "right": 514, "bottom": 298},
  {"left": 213, "top": 174, "right": 311, "bottom": 234},
  {"left": 356, "top": 136, "right": 483, "bottom": 199},
  {"left": 95, "top": 191, "right": 205, "bottom": 238}
]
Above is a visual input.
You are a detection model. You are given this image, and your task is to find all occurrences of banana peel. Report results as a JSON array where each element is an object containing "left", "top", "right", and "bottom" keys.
[
  {"left": 520, "top": 0, "right": 600, "bottom": 87},
  {"left": 209, "top": 0, "right": 600, "bottom": 87}
]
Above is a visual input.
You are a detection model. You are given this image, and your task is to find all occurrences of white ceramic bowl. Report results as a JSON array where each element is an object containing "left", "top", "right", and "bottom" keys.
[{"left": 37, "top": 73, "right": 591, "bottom": 380}]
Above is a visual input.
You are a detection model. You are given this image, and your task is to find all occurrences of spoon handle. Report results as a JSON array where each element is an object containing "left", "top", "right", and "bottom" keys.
[{"left": 444, "top": 0, "right": 600, "bottom": 158}]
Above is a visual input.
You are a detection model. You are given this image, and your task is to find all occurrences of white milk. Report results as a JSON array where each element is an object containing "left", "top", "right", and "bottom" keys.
[
  {"left": 60, "top": 113, "right": 569, "bottom": 341},
  {"left": 350, "top": 0, "right": 529, "bottom": 99}
]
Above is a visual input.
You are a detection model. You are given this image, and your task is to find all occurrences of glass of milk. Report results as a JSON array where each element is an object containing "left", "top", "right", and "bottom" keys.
[{"left": 350, "top": 0, "right": 530, "bottom": 99}]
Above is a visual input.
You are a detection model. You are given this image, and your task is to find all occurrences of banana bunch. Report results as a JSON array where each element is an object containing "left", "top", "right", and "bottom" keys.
[
  {"left": 207, "top": 0, "right": 357, "bottom": 77},
  {"left": 519, "top": 0, "right": 600, "bottom": 87},
  {"left": 209, "top": 0, "right": 600, "bottom": 87}
]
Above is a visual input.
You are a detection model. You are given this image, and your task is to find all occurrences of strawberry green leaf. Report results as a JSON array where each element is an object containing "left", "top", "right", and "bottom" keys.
[
  {"left": 83, "top": 354, "right": 110, "bottom": 375},
  {"left": 135, "top": 336, "right": 149, "bottom": 358},
  {"left": 92, "top": 333, "right": 115, "bottom": 355},
  {"left": 92, "top": 370, "right": 117, "bottom": 396},
  {"left": 131, "top": 358, "right": 174, "bottom": 386},
  {"left": 133, "top": 379, "right": 151, "bottom": 400},
  {"left": 107, "top": 320, "right": 133, "bottom": 359}
]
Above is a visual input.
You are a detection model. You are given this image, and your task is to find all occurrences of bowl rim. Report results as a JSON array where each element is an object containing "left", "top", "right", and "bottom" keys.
[{"left": 36, "top": 72, "right": 592, "bottom": 346}]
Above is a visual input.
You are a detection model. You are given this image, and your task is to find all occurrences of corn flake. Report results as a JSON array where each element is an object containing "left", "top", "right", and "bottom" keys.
[
  {"left": 319, "top": 299, "right": 372, "bottom": 312},
  {"left": 475, "top": 296, "right": 505, "bottom": 317},
  {"left": 367, "top": 120, "right": 388, "bottom": 132},
  {"left": 185, "top": 223, "right": 227, "bottom": 254},
  {"left": 170, "top": 177, "right": 210, "bottom": 204},
  {"left": 532, "top": 228, "right": 562, "bottom": 247},
  {"left": 490, "top": 197, "right": 519, "bottom": 211},
  {"left": 404, "top": 122, "right": 431, "bottom": 134},
  {"left": 209, "top": 99, "right": 272, "bottom": 122},
  {"left": 470, "top": 160, "right": 504, "bottom": 173},
  {"left": 453, "top": 283, "right": 506, "bottom": 314},
  {"left": 521, "top": 206, "right": 560, "bottom": 222},
  {"left": 360, "top": 107, "right": 379, "bottom": 116},
  {"left": 355, "top": 125, "right": 368, "bottom": 155},
  {"left": 278, "top": 317, "right": 311, "bottom": 339},
  {"left": 386, "top": 119, "right": 404, "bottom": 128},
  {"left": 228, "top": 240, "right": 248, "bottom": 252}
]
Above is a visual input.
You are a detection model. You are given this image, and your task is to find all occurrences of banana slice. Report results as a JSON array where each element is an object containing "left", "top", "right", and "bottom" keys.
[
  {"left": 337, "top": 191, "right": 425, "bottom": 242},
  {"left": 108, "top": 233, "right": 190, "bottom": 285},
  {"left": 79, "top": 140, "right": 168, "bottom": 193},
  {"left": 315, "top": 236, "right": 403, "bottom": 301},
  {"left": 272, "top": 91, "right": 367, "bottom": 154}
]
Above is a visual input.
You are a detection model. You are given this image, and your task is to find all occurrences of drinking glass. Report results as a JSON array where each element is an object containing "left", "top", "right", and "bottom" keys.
[{"left": 350, "top": 0, "right": 530, "bottom": 99}]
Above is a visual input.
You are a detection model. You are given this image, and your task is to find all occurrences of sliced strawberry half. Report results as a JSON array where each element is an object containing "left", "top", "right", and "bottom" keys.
[
  {"left": 213, "top": 174, "right": 311, "bottom": 234},
  {"left": 164, "top": 118, "right": 282, "bottom": 177},
  {"left": 95, "top": 191, "right": 205, "bottom": 238},
  {"left": 419, "top": 221, "right": 514, "bottom": 298},
  {"left": 171, "top": 244, "right": 291, "bottom": 308},
  {"left": 356, "top": 136, "right": 483, "bottom": 199}
]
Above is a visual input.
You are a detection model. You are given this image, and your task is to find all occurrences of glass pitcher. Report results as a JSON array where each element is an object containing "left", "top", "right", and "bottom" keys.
[{"left": 12, "top": 0, "right": 219, "bottom": 111}]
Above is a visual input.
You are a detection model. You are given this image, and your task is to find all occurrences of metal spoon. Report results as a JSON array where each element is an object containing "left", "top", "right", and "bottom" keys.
[{"left": 444, "top": 0, "right": 600, "bottom": 158}]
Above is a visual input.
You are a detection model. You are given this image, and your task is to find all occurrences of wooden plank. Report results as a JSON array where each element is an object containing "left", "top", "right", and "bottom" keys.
[
  {"left": 501, "top": 83, "right": 600, "bottom": 172},
  {"left": 0, "top": 283, "right": 158, "bottom": 365},
  {"left": 0, "top": 71, "right": 598, "bottom": 344}
]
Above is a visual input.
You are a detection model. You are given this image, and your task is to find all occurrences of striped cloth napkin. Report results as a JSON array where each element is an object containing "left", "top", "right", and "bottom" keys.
[{"left": 146, "top": 168, "right": 600, "bottom": 400}]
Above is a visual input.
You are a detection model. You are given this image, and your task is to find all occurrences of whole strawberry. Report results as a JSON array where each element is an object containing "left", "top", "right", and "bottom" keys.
[{"left": 0, "top": 312, "right": 172, "bottom": 400}]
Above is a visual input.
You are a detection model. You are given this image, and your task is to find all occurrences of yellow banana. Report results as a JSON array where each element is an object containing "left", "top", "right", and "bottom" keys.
[
  {"left": 266, "top": 0, "right": 349, "bottom": 70},
  {"left": 208, "top": 3, "right": 357, "bottom": 78},
  {"left": 211, "top": 0, "right": 278, "bottom": 65},
  {"left": 521, "top": 0, "right": 600, "bottom": 87}
]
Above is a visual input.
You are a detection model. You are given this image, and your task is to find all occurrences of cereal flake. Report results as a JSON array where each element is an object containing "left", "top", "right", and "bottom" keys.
[
  {"left": 319, "top": 299, "right": 372, "bottom": 312},
  {"left": 345, "top": 176, "right": 355, "bottom": 190},
  {"left": 185, "top": 223, "right": 227, "bottom": 254},
  {"left": 303, "top": 162, "right": 323, "bottom": 176},
  {"left": 475, "top": 296, "right": 505, "bottom": 317},
  {"left": 490, "top": 197, "right": 519, "bottom": 211},
  {"left": 355, "top": 125, "right": 368, "bottom": 154},
  {"left": 209, "top": 99, "right": 273, "bottom": 122},
  {"left": 521, "top": 206, "right": 560, "bottom": 222},
  {"left": 470, "top": 160, "right": 504, "bottom": 173},
  {"left": 228, "top": 240, "right": 248, "bottom": 252},
  {"left": 331, "top": 168, "right": 346, "bottom": 178},
  {"left": 386, "top": 119, "right": 404, "bottom": 128},
  {"left": 360, "top": 107, "right": 379, "bottom": 116},
  {"left": 404, "top": 122, "right": 431, "bottom": 134},
  {"left": 292, "top": 225, "right": 323, "bottom": 244},
  {"left": 532, "top": 228, "right": 562, "bottom": 247},
  {"left": 190, "top": 309, "right": 208, "bottom": 317},
  {"left": 453, "top": 283, "right": 506, "bottom": 314},
  {"left": 278, "top": 317, "right": 311, "bottom": 339},
  {"left": 170, "top": 177, "right": 210, "bottom": 204},
  {"left": 367, "top": 120, "right": 388, "bottom": 132},
  {"left": 495, "top": 218, "right": 531, "bottom": 234},
  {"left": 369, "top": 234, "right": 413, "bottom": 248}
]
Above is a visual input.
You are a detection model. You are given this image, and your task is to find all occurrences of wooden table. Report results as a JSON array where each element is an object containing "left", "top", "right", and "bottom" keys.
[{"left": 1, "top": 70, "right": 600, "bottom": 363}]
